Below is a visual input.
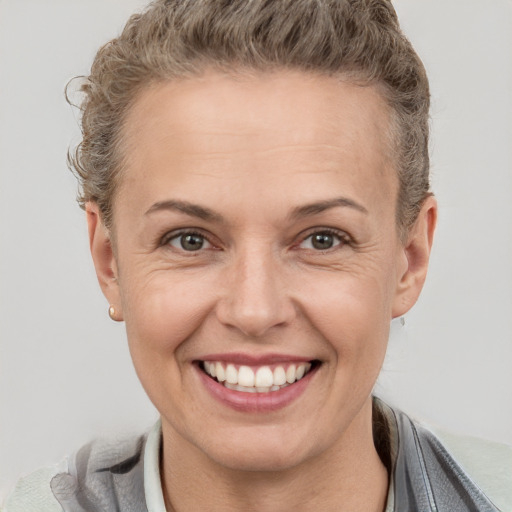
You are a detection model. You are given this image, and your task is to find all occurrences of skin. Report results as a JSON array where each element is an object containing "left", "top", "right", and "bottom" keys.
[{"left": 87, "top": 70, "right": 437, "bottom": 511}]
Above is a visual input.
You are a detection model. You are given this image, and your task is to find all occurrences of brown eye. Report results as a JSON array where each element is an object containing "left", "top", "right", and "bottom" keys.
[{"left": 168, "top": 232, "right": 211, "bottom": 251}]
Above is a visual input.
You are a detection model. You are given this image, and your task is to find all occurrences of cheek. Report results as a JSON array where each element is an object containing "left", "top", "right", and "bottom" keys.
[
  {"left": 120, "top": 268, "right": 218, "bottom": 355},
  {"left": 119, "top": 269, "right": 219, "bottom": 415},
  {"left": 297, "top": 268, "right": 394, "bottom": 364},
  {"left": 302, "top": 265, "right": 394, "bottom": 325}
]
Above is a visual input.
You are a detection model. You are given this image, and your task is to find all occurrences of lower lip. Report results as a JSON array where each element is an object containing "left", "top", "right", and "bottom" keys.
[{"left": 196, "top": 364, "right": 317, "bottom": 413}]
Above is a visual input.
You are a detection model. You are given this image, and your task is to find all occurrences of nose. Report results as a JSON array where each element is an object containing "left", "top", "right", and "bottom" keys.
[{"left": 215, "top": 245, "right": 296, "bottom": 338}]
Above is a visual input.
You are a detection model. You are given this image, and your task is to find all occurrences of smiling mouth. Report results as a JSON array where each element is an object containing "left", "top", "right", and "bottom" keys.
[{"left": 199, "top": 360, "right": 320, "bottom": 393}]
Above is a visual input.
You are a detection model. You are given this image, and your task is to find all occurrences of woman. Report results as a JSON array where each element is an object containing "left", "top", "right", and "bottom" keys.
[{"left": 3, "top": 1, "right": 511, "bottom": 511}]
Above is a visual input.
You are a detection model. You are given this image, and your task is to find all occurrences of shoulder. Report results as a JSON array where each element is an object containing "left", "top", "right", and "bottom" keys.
[
  {"left": 375, "top": 397, "right": 512, "bottom": 512},
  {"left": 3, "top": 428, "right": 152, "bottom": 512},
  {"left": 428, "top": 425, "right": 512, "bottom": 512},
  {"left": 3, "top": 460, "right": 67, "bottom": 512}
]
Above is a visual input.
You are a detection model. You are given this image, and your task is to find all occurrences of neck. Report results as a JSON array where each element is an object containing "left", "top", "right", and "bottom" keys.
[{"left": 160, "top": 398, "right": 389, "bottom": 512}]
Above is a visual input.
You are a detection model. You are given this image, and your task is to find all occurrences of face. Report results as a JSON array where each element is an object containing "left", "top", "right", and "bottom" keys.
[{"left": 89, "top": 70, "right": 435, "bottom": 472}]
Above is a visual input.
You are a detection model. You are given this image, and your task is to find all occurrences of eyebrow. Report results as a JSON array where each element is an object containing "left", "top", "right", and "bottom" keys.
[
  {"left": 145, "top": 196, "right": 367, "bottom": 223},
  {"left": 289, "top": 197, "right": 368, "bottom": 220},
  {"left": 145, "top": 200, "right": 224, "bottom": 222}
]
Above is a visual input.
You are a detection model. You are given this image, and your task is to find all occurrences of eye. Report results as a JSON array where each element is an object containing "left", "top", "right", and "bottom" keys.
[
  {"left": 166, "top": 232, "right": 212, "bottom": 252},
  {"left": 299, "top": 230, "right": 346, "bottom": 251}
]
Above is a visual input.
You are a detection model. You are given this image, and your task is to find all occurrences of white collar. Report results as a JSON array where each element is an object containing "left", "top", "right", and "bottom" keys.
[{"left": 144, "top": 419, "right": 167, "bottom": 512}]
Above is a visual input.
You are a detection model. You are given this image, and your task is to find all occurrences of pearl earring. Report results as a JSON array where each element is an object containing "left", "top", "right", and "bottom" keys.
[{"left": 108, "top": 305, "right": 117, "bottom": 321}]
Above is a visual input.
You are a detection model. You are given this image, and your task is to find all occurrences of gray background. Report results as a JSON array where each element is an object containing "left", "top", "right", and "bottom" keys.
[{"left": 1, "top": 0, "right": 511, "bottom": 500}]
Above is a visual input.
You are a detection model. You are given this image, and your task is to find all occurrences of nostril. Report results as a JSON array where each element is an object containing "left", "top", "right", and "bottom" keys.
[{"left": 215, "top": 303, "right": 295, "bottom": 338}]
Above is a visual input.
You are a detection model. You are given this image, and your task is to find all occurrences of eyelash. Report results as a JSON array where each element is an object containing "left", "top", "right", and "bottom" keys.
[
  {"left": 295, "top": 228, "right": 352, "bottom": 252},
  {"left": 160, "top": 229, "right": 215, "bottom": 252},
  {"left": 159, "top": 227, "right": 352, "bottom": 253}
]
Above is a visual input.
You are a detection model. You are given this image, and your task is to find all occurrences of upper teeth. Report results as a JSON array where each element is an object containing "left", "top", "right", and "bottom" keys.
[{"left": 203, "top": 362, "right": 312, "bottom": 392}]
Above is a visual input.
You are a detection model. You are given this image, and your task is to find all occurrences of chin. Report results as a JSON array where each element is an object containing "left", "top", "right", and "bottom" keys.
[
  {"left": 209, "top": 446, "right": 308, "bottom": 473},
  {"left": 198, "top": 427, "right": 322, "bottom": 473}
]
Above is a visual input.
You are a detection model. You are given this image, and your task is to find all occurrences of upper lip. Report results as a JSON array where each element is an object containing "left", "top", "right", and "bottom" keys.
[{"left": 195, "top": 352, "right": 316, "bottom": 365}]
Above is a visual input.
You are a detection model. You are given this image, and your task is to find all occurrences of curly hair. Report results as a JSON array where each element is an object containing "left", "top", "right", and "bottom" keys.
[{"left": 69, "top": 0, "right": 430, "bottom": 239}]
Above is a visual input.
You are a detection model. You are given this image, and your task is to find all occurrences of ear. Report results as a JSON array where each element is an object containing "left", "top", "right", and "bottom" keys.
[
  {"left": 86, "top": 202, "right": 123, "bottom": 321},
  {"left": 392, "top": 195, "right": 437, "bottom": 318}
]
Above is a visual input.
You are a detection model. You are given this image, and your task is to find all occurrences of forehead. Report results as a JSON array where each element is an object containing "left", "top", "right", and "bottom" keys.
[
  {"left": 118, "top": 70, "right": 397, "bottom": 216},
  {"left": 123, "top": 70, "right": 393, "bottom": 151}
]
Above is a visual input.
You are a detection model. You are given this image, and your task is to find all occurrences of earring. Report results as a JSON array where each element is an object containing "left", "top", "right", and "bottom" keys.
[{"left": 108, "top": 305, "right": 118, "bottom": 321}]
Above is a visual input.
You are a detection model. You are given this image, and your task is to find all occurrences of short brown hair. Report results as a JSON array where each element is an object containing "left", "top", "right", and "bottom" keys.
[{"left": 69, "top": 0, "right": 430, "bottom": 238}]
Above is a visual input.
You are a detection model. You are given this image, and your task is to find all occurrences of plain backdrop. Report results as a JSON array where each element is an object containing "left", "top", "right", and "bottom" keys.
[{"left": 1, "top": 0, "right": 511, "bottom": 501}]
